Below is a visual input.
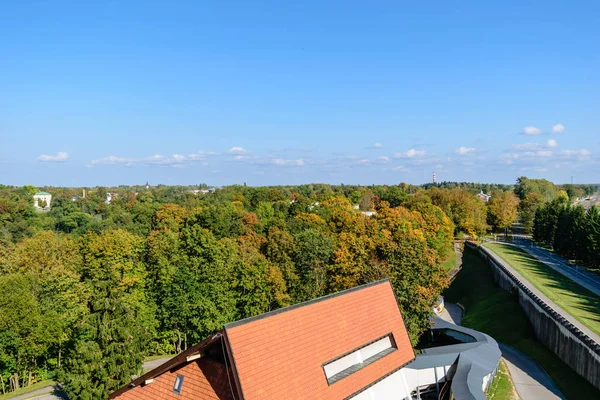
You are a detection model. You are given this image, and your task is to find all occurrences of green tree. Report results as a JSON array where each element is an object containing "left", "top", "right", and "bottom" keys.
[
  {"left": 514, "top": 176, "right": 557, "bottom": 202},
  {"left": 293, "top": 229, "right": 335, "bottom": 301},
  {"left": 518, "top": 191, "right": 544, "bottom": 233},
  {"left": 61, "top": 296, "right": 147, "bottom": 400}
]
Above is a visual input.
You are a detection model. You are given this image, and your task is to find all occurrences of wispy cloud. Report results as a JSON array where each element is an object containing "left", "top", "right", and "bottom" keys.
[
  {"left": 552, "top": 124, "right": 565, "bottom": 134},
  {"left": 90, "top": 152, "right": 208, "bottom": 167},
  {"left": 561, "top": 149, "right": 591, "bottom": 159},
  {"left": 523, "top": 126, "right": 543, "bottom": 135},
  {"left": 39, "top": 152, "right": 69, "bottom": 162},
  {"left": 261, "top": 158, "right": 305, "bottom": 166},
  {"left": 455, "top": 146, "right": 475, "bottom": 156},
  {"left": 394, "top": 148, "right": 426, "bottom": 158},
  {"left": 227, "top": 146, "right": 249, "bottom": 155},
  {"left": 367, "top": 142, "right": 383, "bottom": 149},
  {"left": 547, "top": 139, "right": 558, "bottom": 148}
]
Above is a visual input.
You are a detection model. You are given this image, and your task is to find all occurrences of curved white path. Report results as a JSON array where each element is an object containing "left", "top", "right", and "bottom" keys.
[{"left": 438, "top": 302, "right": 565, "bottom": 400}]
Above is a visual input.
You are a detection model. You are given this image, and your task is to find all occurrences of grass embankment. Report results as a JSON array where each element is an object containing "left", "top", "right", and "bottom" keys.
[
  {"left": 444, "top": 247, "right": 600, "bottom": 400},
  {"left": 484, "top": 242, "right": 600, "bottom": 337},
  {"left": 144, "top": 354, "right": 175, "bottom": 362},
  {"left": 442, "top": 251, "right": 457, "bottom": 273},
  {"left": 488, "top": 359, "right": 518, "bottom": 400},
  {"left": 0, "top": 379, "right": 57, "bottom": 400}
]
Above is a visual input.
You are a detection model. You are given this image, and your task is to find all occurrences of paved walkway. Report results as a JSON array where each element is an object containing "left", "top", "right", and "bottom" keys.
[
  {"left": 7, "top": 385, "right": 66, "bottom": 400},
  {"left": 499, "top": 344, "right": 565, "bottom": 400},
  {"left": 438, "top": 302, "right": 566, "bottom": 400},
  {"left": 8, "top": 357, "right": 173, "bottom": 400},
  {"left": 439, "top": 302, "right": 462, "bottom": 325},
  {"left": 482, "top": 244, "right": 600, "bottom": 345}
]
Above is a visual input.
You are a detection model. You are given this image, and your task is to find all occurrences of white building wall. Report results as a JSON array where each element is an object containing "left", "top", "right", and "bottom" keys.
[
  {"left": 33, "top": 194, "right": 52, "bottom": 209},
  {"left": 349, "top": 365, "right": 453, "bottom": 400},
  {"left": 350, "top": 369, "right": 411, "bottom": 400}
]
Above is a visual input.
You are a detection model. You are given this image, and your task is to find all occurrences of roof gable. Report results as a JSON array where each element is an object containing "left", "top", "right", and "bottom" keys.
[
  {"left": 109, "top": 332, "right": 239, "bottom": 400},
  {"left": 224, "top": 280, "right": 415, "bottom": 400}
]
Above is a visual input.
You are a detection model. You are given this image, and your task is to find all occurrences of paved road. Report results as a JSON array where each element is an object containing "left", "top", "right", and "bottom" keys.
[
  {"left": 8, "top": 357, "right": 173, "bottom": 400},
  {"left": 438, "top": 302, "right": 566, "bottom": 400},
  {"left": 510, "top": 235, "right": 600, "bottom": 297},
  {"left": 482, "top": 244, "right": 600, "bottom": 345}
]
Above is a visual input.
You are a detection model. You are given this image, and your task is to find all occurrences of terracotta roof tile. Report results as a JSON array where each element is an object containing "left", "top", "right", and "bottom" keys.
[
  {"left": 114, "top": 358, "right": 236, "bottom": 400},
  {"left": 225, "top": 280, "right": 414, "bottom": 400}
]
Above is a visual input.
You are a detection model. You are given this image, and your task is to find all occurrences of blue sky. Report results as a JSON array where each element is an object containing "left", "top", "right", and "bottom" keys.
[{"left": 1, "top": 1, "right": 599, "bottom": 187}]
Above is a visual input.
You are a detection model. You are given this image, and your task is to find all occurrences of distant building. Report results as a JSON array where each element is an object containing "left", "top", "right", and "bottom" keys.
[
  {"left": 477, "top": 191, "right": 491, "bottom": 202},
  {"left": 71, "top": 196, "right": 78, "bottom": 201},
  {"left": 33, "top": 191, "right": 52, "bottom": 210},
  {"left": 308, "top": 201, "right": 320, "bottom": 211},
  {"left": 145, "top": 181, "right": 150, "bottom": 190},
  {"left": 187, "top": 189, "right": 211, "bottom": 195},
  {"left": 105, "top": 192, "right": 119, "bottom": 204}
]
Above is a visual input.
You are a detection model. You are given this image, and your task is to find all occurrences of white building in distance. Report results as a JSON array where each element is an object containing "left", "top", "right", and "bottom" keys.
[{"left": 33, "top": 191, "right": 52, "bottom": 210}]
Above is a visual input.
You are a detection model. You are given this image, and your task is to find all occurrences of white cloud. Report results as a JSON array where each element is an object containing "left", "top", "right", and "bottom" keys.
[
  {"left": 378, "top": 156, "right": 390, "bottom": 162},
  {"left": 227, "top": 146, "right": 248, "bottom": 155},
  {"left": 561, "top": 149, "right": 591, "bottom": 158},
  {"left": 512, "top": 143, "right": 540, "bottom": 151},
  {"left": 547, "top": 139, "right": 558, "bottom": 148},
  {"left": 257, "top": 158, "right": 305, "bottom": 166},
  {"left": 91, "top": 155, "right": 132, "bottom": 165},
  {"left": 455, "top": 146, "right": 475, "bottom": 156},
  {"left": 394, "top": 148, "right": 426, "bottom": 158},
  {"left": 552, "top": 124, "right": 565, "bottom": 134},
  {"left": 39, "top": 152, "right": 69, "bottom": 162},
  {"left": 392, "top": 166, "right": 409, "bottom": 172},
  {"left": 523, "top": 126, "right": 543, "bottom": 135},
  {"left": 90, "top": 152, "right": 208, "bottom": 167}
]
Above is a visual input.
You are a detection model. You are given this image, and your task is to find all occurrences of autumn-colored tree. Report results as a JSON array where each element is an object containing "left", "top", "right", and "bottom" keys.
[
  {"left": 152, "top": 203, "right": 187, "bottom": 231},
  {"left": 427, "top": 187, "right": 487, "bottom": 237},
  {"left": 487, "top": 191, "right": 519, "bottom": 234}
]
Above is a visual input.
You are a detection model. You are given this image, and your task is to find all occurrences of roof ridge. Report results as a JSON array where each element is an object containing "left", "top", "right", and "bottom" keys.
[{"left": 224, "top": 279, "right": 391, "bottom": 330}]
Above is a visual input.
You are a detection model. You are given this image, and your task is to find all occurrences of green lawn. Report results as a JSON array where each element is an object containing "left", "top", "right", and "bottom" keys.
[
  {"left": 484, "top": 242, "right": 600, "bottom": 337},
  {"left": 144, "top": 354, "right": 175, "bottom": 362},
  {"left": 444, "top": 246, "right": 600, "bottom": 400},
  {"left": 0, "top": 379, "right": 56, "bottom": 400},
  {"left": 488, "top": 359, "right": 518, "bottom": 400},
  {"left": 442, "top": 251, "right": 457, "bottom": 273}
]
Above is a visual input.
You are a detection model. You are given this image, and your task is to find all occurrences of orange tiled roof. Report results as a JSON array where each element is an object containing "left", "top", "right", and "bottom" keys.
[
  {"left": 114, "top": 357, "right": 235, "bottom": 400},
  {"left": 224, "top": 279, "right": 414, "bottom": 400},
  {"left": 109, "top": 334, "right": 239, "bottom": 400}
]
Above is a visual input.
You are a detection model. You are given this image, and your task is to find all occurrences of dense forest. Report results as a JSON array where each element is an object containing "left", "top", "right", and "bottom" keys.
[{"left": 0, "top": 180, "right": 597, "bottom": 398}]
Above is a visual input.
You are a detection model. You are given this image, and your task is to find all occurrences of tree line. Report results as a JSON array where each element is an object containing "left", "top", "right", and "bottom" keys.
[
  {"left": 533, "top": 195, "right": 600, "bottom": 269},
  {"left": 0, "top": 179, "right": 582, "bottom": 398}
]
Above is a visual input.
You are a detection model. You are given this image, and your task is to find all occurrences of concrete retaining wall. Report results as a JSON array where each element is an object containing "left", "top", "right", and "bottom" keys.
[{"left": 466, "top": 241, "right": 600, "bottom": 390}]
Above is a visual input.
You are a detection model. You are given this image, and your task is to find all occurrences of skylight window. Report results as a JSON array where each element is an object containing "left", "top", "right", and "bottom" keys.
[
  {"left": 323, "top": 333, "right": 397, "bottom": 385},
  {"left": 173, "top": 374, "right": 184, "bottom": 395}
]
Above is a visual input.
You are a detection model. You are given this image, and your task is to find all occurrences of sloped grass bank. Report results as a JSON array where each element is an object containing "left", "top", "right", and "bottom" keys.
[
  {"left": 484, "top": 242, "right": 600, "bottom": 337},
  {"left": 443, "top": 247, "right": 599, "bottom": 400}
]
